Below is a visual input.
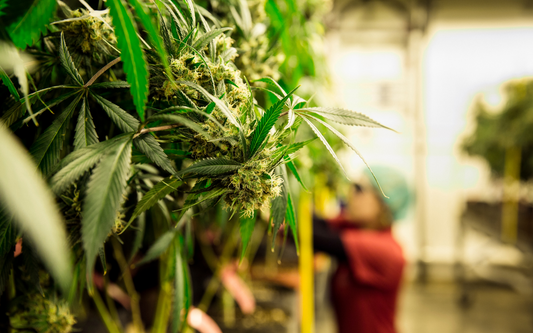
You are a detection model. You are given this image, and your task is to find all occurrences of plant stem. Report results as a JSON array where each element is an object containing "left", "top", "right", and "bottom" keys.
[
  {"left": 111, "top": 238, "right": 144, "bottom": 333},
  {"left": 85, "top": 57, "right": 121, "bottom": 87},
  {"left": 104, "top": 275, "right": 123, "bottom": 331},
  {"left": 151, "top": 254, "right": 173, "bottom": 333},
  {"left": 196, "top": 221, "right": 240, "bottom": 312},
  {"left": 91, "top": 289, "right": 123, "bottom": 333},
  {"left": 133, "top": 124, "right": 181, "bottom": 139}
]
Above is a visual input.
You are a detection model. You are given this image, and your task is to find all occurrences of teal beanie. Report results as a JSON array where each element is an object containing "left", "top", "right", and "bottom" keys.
[{"left": 362, "top": 165, "right": 412, "bottom": 221}]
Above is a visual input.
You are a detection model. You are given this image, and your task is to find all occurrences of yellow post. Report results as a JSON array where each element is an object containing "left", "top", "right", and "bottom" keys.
[
  {"left": 298, "top": 191, "right": 314, "bottom": 333},
  {"left": 502, "top": 146, "right": 521, "bottom": 243}
]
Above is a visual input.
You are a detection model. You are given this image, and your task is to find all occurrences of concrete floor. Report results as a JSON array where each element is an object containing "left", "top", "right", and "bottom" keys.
[{"left": 398, "top": 282, "right": 533, "bottom": 333}]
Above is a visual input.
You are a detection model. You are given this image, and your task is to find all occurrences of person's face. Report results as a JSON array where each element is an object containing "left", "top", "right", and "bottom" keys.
[{"left": 345, "top": 185, "right": 382, "bottom": 229}]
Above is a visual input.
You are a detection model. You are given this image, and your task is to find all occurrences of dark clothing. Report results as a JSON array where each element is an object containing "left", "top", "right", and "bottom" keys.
[
  {"left": 313, "top": 215, "right": 405, "bottom": 333},
  {"left": 312, "top": 216, "right": 347, "bottom": 260}
]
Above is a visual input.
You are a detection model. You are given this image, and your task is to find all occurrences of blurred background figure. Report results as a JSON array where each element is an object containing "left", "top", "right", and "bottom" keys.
[
  {"left": 313, "top": 167, "right": 411, "bottom": 333},
  {"left": 321, "top": 1, "right": 533, "bottom": 332}
]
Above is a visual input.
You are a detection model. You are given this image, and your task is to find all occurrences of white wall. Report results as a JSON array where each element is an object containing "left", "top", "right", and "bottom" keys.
[
  {"left": 326, "top": 19, "right": 533, "bottom": 268},
  {"left": 422, "top": 26, "right": 533, "bottom": 263}
]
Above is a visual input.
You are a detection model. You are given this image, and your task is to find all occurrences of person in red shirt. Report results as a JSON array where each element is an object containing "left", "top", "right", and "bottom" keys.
[{"left": 313, "top": 167, "right": 410, "bottom": 333}]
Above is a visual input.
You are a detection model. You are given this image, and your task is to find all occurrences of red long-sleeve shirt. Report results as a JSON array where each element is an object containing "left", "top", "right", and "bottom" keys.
[{"left": 329, "top": 218, "right": 405, "bottom": 333}]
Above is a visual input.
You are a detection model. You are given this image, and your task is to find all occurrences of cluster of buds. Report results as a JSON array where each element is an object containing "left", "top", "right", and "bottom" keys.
[
  {"left": 10, "top": 292, "right": 76, "bottom": 333},
  {"left": 223, "top": 159, "right": 283, "bottom": 217},
  {"left": 60, "top": 8, "right": 117, "bottom": 60},
  {"left": 236, "top": 36, "right": 284, "bottom": 81}
]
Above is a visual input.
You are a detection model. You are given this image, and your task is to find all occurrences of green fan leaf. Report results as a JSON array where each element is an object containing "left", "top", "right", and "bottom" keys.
[
  {"left": 253, "top": 77, "right": 287, "bottom": 96},
  {"left": 7, "top": 0, "right": 56, "bottom": 49},
  {"left": 176, "top": 158, "right": 241, "bottom": 177},
  {"left": 301, "top": 115, "right": 348, "bottom": 177},
  {"left": 23, "top": 90, "right": 81, "bottom": 125},
  {"left": 98, "top": 247, "right": 107, "bottom": 275},
  {"left": 50, "top": 134, "right": 132, "bottom": 195},
  {"left": 0, "top": 0, "right": 8, "bottom": 17},
  {"left": 107, "top": 0, "right": 149, "bottom": 121},
  {"left": 192, "top": 27, "right": 232, "bottom": 50},
  {"left": 129, "top": 0, "right": 171, "bottom": 75},
  {"left": 249, "top": 86, "right": 299, "bottom": 158},
  {"left": 92, "top": 93, "right": 140, "bottom": 132},
  {"left": 135, "top": 229, "right": 177, "bottom": 266},
  {"left": 174, "top": 188, "right": 228, "bottom": 227},
  {"left": 286, "top": 193, "right": 298, "bottom": 254},
  {"left": 270, "top": 165, "right": 288, "bottom": 249},
  {"left": 304, "top": 114, "right": 387, "bottom": 197},
  {"left": 284, "top": 158, "right": 308, "bottom": 192},
  {"left": 134, "top": 134, "right": 176, "bottom": 174},
  {"left": 90, "top": 81, "right": 130, "bottom": 89},
  {"left": 183, "top": 0, "right": 196, "bottom": 28},
  {"left": 74, "top": 98, "right": 99, "bottom": 150},
  {"left": 147, "top": 113, "right": 211, "bottom": 139},
  {"left": 271, "top": 137, "right": 316, "bottom": 163},
  {"left": 0, "top": 66, "right": 20, "bottom": 101},
  {"left": 59, "top": 33, "right": 83, "bottom": 86},
  {"left": 129, "top": 176, "right": 182, "bottom": 223},
  {"left": 176, "top": 80, "right": 241, "bottom": 130},
  {"left": 128, "top": 193, "right": 145, "bottom": 262},
  {"left": 30, "top": 93, "right": 83, "bottom": 175},
  {"left": 82, "top": 137, "right": 133, "bottom": 287},
  {"left": 298, "top": 107, "right": 397, "bottom": 132},
  {"left": 286, "top": 137, "right": 316, "bottom": 155},
  {"left": 239, "top": 212, "right": 255, "bottom": 260},
  {"left": 0, "top": 125, "right": 71, "bottom": 294}
]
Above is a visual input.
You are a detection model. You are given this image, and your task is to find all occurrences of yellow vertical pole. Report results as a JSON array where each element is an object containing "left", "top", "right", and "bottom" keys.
[
  {"left": 298, "top": 191, "right": 314, "bottom": 333},
  {"left": 502, "top": 146, "right": 521, "bottom": 243}
]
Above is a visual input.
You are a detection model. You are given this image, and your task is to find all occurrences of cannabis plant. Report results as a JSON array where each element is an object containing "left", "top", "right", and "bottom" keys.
[
  {"left": 462, "top": 78, "right": 533, "bottom": 180},
  {"left": 0, "top": 0, "right": 392, "bottom": 331}
]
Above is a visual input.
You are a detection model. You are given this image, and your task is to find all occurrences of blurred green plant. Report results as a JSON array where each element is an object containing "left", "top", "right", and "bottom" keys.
[
  {"left": 0, "top": 0, "right": 391, "bottom": 331},
  {"left": 462, "top": 78, "right": 533, "bottom": 180}
]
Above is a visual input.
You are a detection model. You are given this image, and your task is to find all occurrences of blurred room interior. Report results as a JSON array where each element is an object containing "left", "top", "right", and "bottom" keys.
[{"left": 320, "top": 0, "right": 533, "bottom": 332}]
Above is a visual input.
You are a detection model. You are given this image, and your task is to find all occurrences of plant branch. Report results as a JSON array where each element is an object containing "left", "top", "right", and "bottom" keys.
[
  {"left": 151, "top": 254, "right": 173, "bottom": 333},
  {"left": 112, "top": 238, "right": 144, "bottom": 333},
  {"left": 196, "top": 221, "right": 240, "bottom": 312},
  {"left": 133, "top": 124, "right": 181, "bottom": 138},
  {"left": 85, "top": 57, "right": 122, "bottom": 87},
  {"left": 91, "top": 289, "right": 123, "bottom": 333},
  {"left": 103, "top": 275, "right": 123, "bottom": 331}
]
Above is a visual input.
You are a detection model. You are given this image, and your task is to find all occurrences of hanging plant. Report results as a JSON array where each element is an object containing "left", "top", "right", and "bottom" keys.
[{"left": 0, "top": 0, "right": 393, "bottom": 331}]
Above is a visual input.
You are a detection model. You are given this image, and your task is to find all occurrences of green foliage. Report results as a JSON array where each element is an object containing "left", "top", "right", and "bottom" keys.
[
  {"left": 129, "top": 176, "right": 183, "bottom": 223},
  {"left": 172, "top": 236, "right": 186, "bottom": 333},
  {"left": 285, "top": 193, "right": 298, "bottom": 253},
  {"left": 59, "top": 33, "right": 84, "bottom": 86},
  {"left": 30, "top": 93, "right": 84, "bottom": 175},
  {"left": 81, "top": 136, "right": 132, "bottom": 287},
  {"left": 129, "top": 0, "right": 171, "bottom": 75},
  {"left": 249, "top": 86, "right": 298, "bottom": 157},
  {"left": 107, "top": 0, "right": 149, "bottom": 120},
  {"left": 0, "top": 0, "right": 391, "bottom": 329},
  {"left": 92, "top": 93, "right": 140, "bottom": 132},
  {"left": 239, "top": 212, "right": 255, "bottom": 259},
  {"left": 74, "top": 98, "right": 99, "bottom": 150},
  {"left": 270, "top": 165, "right": 288, "bottom": 248},
  {"left": 50, "top": 135, "right": 130, "bottom": 194},
  {"left": 0, "top": 125, "right": 71, "bottom": 295},
  {"left": 6, "top": 0, "right": 56, "bottom": 49},
  {"left": 136, "top": 230, "right": 177, "bottom": 266},
  {"left": 462, "top": 78, "right": 533, "bottom": 180},
  {"left": 177, "top": 158, "right": 242, "bottom": 177},
  {"left": 299, "top": 107, "right": 397, "bottom": 131},
  {"left": 0, "top": 66, "right": 20, "bottom": 101}
]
